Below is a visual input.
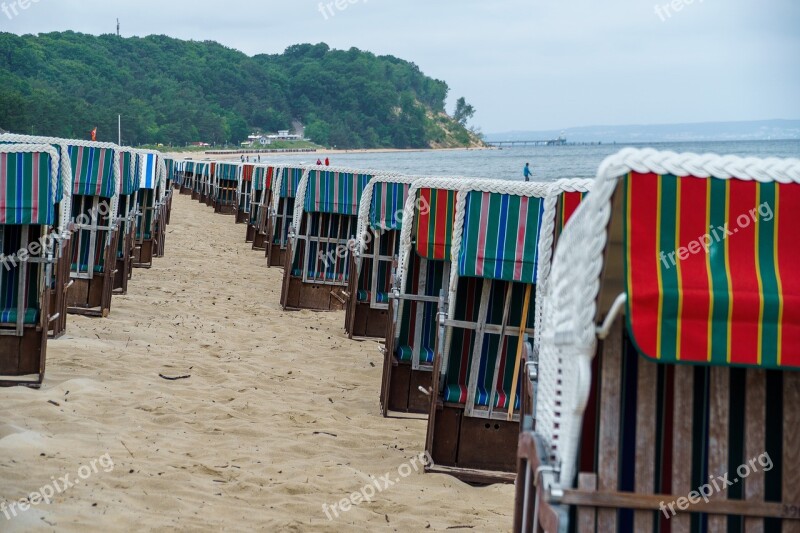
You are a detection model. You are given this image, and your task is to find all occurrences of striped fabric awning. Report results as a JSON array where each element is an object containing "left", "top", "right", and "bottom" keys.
[
  {"left": 458, "top": 191, "right": 545, "bottom": 284},
  {"left": 415, "top": 188, "right": 457, "bottom": 261},
  {"left": 253, "top": 166, "right": 274, "bottom": 192},
  {"left": 624, "top": 172, "right": 800, "bottom": 369},
  {"left": 281, "top": 168, "right": 304, "bottom": 198},
  {"left": 217, "top": 163, "right": 239, "bottom": 182},
  {"left": 0, "top": 151, "right": 56, "bottom": 225},
  {"left": 120, "top": 151, "right": 138, "bottom": 196},
  {"left": 370, "top": 181, "right": 410, "bottom": 231},
  {"left": 304, "top": 170, "right": 371, "bottom": 215},
  {"left": 242, "top": 165, "right": 254, "bottom": 182},
  {"left": 185, "top": 161, "right": 196, "bottom": 174},
  {"left": 559, "top": 190, "right": 586, "bottom": 231},
  {"left": 69, "top": 145, "right": 116, "bottom": 198},
  {"left": 138, "top": 153, "right": 159, "bottom": 190},
  {"left": 164, "top": 158, "right": 175, "bottom": 183}
]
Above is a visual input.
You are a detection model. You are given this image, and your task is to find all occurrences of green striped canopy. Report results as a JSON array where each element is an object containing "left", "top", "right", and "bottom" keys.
[
  {"left": 370, "top": 181, "right": 410, "bottom": 231},
  {"left": 0, "top": 150, "right": 56, "bottom": 225},
  {"left": 120, "top": 151, "right": 138, "bottom": 195},
  {"left": 69, "top": 145, "right": 116, "bottom": 198},
  {"left": 303, "top": 170, "right": 371, "bottom": 215},
  {"left": 458, "top": 191, "right": 545, "bottom": 284}
]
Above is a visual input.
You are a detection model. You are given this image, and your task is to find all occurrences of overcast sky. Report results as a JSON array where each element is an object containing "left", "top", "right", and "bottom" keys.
[{"left": 2, "top": 0, "right": 798, "bottom": 133}]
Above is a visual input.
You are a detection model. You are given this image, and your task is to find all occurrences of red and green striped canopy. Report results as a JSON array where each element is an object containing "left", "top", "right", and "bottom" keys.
[
  {"left": 370, "top": 181, "right": 410, "bottom": 231},
  {"left": 415, "top": 188, "right": 457, "bottom": 261},
  {"left": 458, "top": 191, "right": 545, "bottom": 283},
  {"left": 242, "top": 165, "right": 254, "bottom": 182},
  {"left": 624, "top": 172, "right": 800, "bottom": 369},
  {"left": 0, "top": 151, "right": 55, "bottom": 225},
  {"left": 252, "top": 166, "right": 274, "bottom": 192},
  {"left": 304, "top": 170, "right": 371, "bottom": 215},
  {"left": 559, "top": 190, "right": 586, "bottom": 232},
  {"left": 69, "top": 146, "right": 116, "bottom": 198}
]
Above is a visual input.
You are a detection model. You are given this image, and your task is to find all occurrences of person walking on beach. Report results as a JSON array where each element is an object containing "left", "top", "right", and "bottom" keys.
[
  {"left": 316, "top": 159, "right": 322, "bottom": 165},
  {"left": 325, "top": 157, "right": 330, "bottom": 166},
  {"left": 523, "top": 162, "right": 533, "bottom": 182}
]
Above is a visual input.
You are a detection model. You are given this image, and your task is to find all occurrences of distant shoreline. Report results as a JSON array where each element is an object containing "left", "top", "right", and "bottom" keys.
[{"left": 164, "top": 146, "right": 495, "bottom": 161}]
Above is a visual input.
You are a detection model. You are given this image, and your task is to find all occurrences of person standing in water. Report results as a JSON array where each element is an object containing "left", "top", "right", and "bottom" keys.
[{"left": 523, "top": 162, "right": 533, "bottom": 182}]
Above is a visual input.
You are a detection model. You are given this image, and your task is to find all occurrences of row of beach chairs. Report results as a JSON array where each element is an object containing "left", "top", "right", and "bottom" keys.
[
  {"left": 179, "top": 149, "right": 800, "bottom": 531},
  {"left": 0, "top": 134, "right": 172, "bottom": 388}
]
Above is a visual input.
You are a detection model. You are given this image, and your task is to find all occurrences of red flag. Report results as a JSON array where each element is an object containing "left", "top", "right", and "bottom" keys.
[{"left": 90, "top": 128, "right": 97, "bottom": 141}]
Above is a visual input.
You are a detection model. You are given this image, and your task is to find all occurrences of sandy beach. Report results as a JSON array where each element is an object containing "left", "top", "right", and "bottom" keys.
[{"left": 0, "top": 193, "right": 513, "bottom": 532}]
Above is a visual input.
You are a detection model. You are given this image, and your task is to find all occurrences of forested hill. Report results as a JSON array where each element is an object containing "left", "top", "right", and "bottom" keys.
[{"left": 0, "top": 31, "right": 482, "bottom": 149}]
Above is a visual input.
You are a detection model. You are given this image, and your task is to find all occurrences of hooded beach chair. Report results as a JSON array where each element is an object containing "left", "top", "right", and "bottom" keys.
[
  {"left": 133, "top": 151, "right": 166, "bottom": 268},
  {"left": 0, "top": 134, "right": 76, "bottom": 338},
  {"left": 421, "top": 180, "right": 552, "bottom": 485},
  {"left": 266, "top": 166, "right": 305, "bottom": 268},
  {"left": 63, "top": 141, "right": 122, "bottom": 317},
  {"left": 381, "top": 178, "right": 463, "bottom": 416},
  {"left": 236, "top": 163, "right": 254, "bottom": 224},
  {"left": 515, "top": 149, "right": 800, "bottom": 532},
  {"left": 345, "top": 174, "right": 413, "bottom": 339},
  {"left": 112, "top": 148, "right": 141, "bottom": 294},
  {"left": 192, "top": 161, "right": 209, "bottom": 201},
  {"left": 162, "top": 157, "right": 175, "bottom": 225},
  {"left": 0, "top": 144, "right": 66, "bottom": 386},
  {"left": 180, "top": 161, "right": 195, "bottom": 195},
  {"left": 203, "top": 161, "right": 217, "bottom": 207},
  {"left": 248, "top": 165, "right": 276, "bottom": 248},
  {"left": 280, "top": 167, "right": 378, "bottom": 311},
  {"left": 213, "top": 162, "right": 239, "bottom": 215}
]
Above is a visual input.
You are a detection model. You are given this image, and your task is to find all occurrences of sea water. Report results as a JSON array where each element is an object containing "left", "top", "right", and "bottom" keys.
[{"left": 262, "top": 140, "right": 800, "bottom": 181}]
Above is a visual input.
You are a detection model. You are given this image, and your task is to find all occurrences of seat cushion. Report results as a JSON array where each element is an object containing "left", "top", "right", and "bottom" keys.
[{"left": 0, "top": 308, "right": 39, "bottom": 325}]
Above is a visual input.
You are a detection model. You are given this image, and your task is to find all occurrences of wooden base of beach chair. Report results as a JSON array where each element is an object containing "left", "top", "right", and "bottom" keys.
[
  {"left": 113, "top": 255, "right": 130, "bottom": 295},
  {"left": 252, "top": 231, "right": 266, "bottom": 250},
  {"left": 380, "top": 359, "right": 432, "bottom": 415},
  {"left": 425, "top": 403, "right": 519, "bottom": 484},
  {"left": 213, "top": 203, "right": 236, "bottom": 215},
  {"left": 0, "top": 325, "right": 47, "bottom": 388},
  {"left": 48, "top": 239, "right": 70, "bottom": 339},
  {"left": 235, "top": 208, "right": 248, "bottom": 224},
  {"left": 133, "top": 240, "right": 154, "bottom": 269},
  {"left": 165, "top": 194, "right": 172, "bottom": 225},
  {"left": 245, "top": 225, "right": 256, "bottom": 244},
  {"left": 348, "top": 303, "right": 389, "bottom": 339},
  {"left": 181, "top": 186, "right": 192, "bottom": 195},
  {"left": 267, "top": 245, "right": 286, "bottom": 269},
  {"left": 204, "top": 195, "right": 213, "bottom": 207},
  {"left": 66, "top": 277, "right": 111, "bottom": 318},
  {"left": 191, "top": 190, "right": 200, "bottom": 201},
  {"left": 280, "top": 276, "right": 348, "bottom": 312}
]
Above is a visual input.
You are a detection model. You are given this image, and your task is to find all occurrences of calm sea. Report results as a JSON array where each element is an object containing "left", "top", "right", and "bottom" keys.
[{"left": 261, "top": 140, "right": 800, "bottom": 181}]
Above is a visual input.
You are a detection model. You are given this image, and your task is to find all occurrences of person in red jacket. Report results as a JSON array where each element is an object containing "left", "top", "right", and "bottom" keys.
[{"left": 325, "top": 157, "right": 330, "bottom": 166}]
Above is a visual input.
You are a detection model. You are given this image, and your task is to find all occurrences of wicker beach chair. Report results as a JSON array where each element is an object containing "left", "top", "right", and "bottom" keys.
[
  {"left": 249, "top": 165, "right": 276, "bottom": 248},
  {"left": 280, "top": 168, "right": 381, "bottom": 311},
  {"left": 515, "top": 148, "right": 800, "bottom": 532},
  {"left": 0, "top": 144, "right": 65, "bottom": 386},
  {"left": 112, "top": 148, "right": 141, "bottom": 294},
  {"left": 380, "top": 177, "right": 466, "bottom": 416},
  {"left": 266, "top": 166, "right": 305, "bottom": 268},
  {"left": 236, "top": 163, "right": 254, "bottom": 224},
  {"left": 345, "top": 174, "right": 412, "bottom": 339},
  {"left": 213, "top": 162, "right": 239, "bottom": 215},
  {"left": 422, "top": 179, "right": 552, "bottom": 484},
  {"left": 133, "top": 151, "right": 166, "bottom": 268}
]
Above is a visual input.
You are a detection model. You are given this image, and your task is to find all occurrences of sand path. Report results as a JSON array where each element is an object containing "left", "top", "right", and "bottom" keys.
[{"left": 0, "top": 193, "right": 513, "bottom": 532}]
